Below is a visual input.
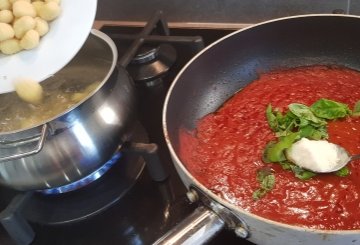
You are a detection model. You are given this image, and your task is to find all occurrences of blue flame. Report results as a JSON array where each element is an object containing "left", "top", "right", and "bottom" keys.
[{"left": 41, "top": 152, "right": 123, "bottom": 195}]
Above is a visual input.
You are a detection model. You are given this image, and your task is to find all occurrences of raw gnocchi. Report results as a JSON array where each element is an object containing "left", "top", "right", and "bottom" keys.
[
  {"left": 0, "top": 38, "right": 21, "bottom": 54},
  {"left": 20, "top": 29, "right": 39, "bottom": 49},
  {"left": 0, "top": 10, "right": 14, "bottom": 23},
  {"left": 14, "top": 78, "right": 43, "bottom": 105},
  {"left": 0, "top": 0, "right": 61, "bottom": 55},
  {"left": 0, "top": 22, "right": 14, "bottom": 41}
]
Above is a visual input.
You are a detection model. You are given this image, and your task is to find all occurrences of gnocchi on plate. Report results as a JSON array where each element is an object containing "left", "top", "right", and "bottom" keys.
[{"left": 0, "top": 0, "right": 61, "bottom": 55}]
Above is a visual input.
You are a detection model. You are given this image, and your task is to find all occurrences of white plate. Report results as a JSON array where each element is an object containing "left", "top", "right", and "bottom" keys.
[{"left": 0, "top": 0, "right": 97, "bottom": 94}]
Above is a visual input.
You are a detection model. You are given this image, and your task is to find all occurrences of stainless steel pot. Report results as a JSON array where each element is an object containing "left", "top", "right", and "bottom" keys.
[
  {"left": 0, "top": 29, "right": 136, "bottom": 191},
  {"left": 161, "top": 15, "right": 360, "bottom": 245}
]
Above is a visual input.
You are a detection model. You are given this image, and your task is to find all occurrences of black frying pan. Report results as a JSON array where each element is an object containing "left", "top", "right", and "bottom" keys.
[{"left": 162, "top": 15, "right": 360, "bottom": 245}]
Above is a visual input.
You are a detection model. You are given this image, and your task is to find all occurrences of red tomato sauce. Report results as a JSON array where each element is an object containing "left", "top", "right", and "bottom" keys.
[{"left": 178, "top": 66, "right": 360, "bottom": 230}]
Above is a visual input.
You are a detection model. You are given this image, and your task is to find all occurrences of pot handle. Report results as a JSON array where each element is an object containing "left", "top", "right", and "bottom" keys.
[
  {"left": 153, "top": 206, "right": 225, "bottom": 245},
  {"left": 0, "top": 124, "right": 48, "bottom": 162}
]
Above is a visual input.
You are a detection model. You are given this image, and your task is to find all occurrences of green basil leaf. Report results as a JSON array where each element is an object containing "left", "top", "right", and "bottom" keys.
[
  {"left": 314, "top": 126, "right": 328, "bottom": 139},
  {"left": 263, "top": 141, "right": 282, "bottom": 163},
  {"left": 280, "top": 162, "right": 316, "bottom": 180},
  {"left": 288, "top": 103, "right": 326, "bottom": 125},
  {"left": 354, "top": 101, "right": 360, "bottom": 113},
  {"left": 275, "top": 131, "right": 290, "bottom": 137},
  {"left": 299, "top": 125, "right": 316, "bottom": 138},
  {"left": 264, "top": 132, "right": 299, "bottom": 162},
  {"left": 266, "top": 104, "right": 278, "bottom": 132},
  {"left": 279, "top": 111, "right": 295, "bottom": 125},
  {"left": 262, "top": 141, "right": 275, "bottom": 163},
  {"left": 253, "top": 168, "right": 276, "bottom": 200},
  {"left": 353, "top": 101, "right": 360, "bottom": 116},
  {"left": 311, "top": 98, "right": 351, "bottom": 119},
  {"left": 299, "top": 125, "right": 328, "bottom": 140},
  {"left": 261, "top": 174, "right": 275, "bottom": 190},
  {"left": 279, "top": 132, "right": 300, "bottom": 145},
  {"left": 297, "top": 118, "right": 309, "bottom": 127},
  {"left": 266, "top": 106, "right": 300, "bottom": 136},
  {"left": 335, "top": 166, "right": 350, "bottom": 177},
  {"left": 265, "top": 104, "right": 296, "bottom": 135},
  {"left": 279, "top": 161, "right": 292, "bottom": 170},
  {"left": 290, "top": 165, "right": 317, "bottom": 180},
  {"left": 281, "top": 112, "right": 298, "bottom": 133},
  {"left": 252, "top": 188, "right": 267, "bottom": 200}
]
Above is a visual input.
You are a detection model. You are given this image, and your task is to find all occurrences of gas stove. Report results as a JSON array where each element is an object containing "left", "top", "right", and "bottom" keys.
[{"left": 0, "top": 12, "right": 255, "bottom": 245}]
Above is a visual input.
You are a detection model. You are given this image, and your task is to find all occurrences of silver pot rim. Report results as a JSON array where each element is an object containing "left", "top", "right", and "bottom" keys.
[{"left": 0, "top": 29, "right": 118, "bottom": 136}]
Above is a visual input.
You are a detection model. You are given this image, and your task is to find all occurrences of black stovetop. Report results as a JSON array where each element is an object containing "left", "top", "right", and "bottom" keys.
[{"left": 0, "top": 12, "right": 255, "bottom": 245}]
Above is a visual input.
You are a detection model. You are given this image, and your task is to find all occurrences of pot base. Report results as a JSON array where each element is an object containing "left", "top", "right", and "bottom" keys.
[
  {"left": 21, "top": 122, "right": 147, "bottom": 225},
  {"left": 40, "top": 152, "right": 123, "bottom": 195}
]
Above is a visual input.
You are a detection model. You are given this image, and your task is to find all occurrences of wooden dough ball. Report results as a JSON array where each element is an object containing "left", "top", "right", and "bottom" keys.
[
  {"left": 13, "top": 0, "right": 36, "bottom": 18},
  {"left": 0, "top": 38, "right": 21, "bottom": 54},
  {"left": 0, "top": 22, "right": 14, "bottom": 41},
  {"left": 0, "top": 10, "right": 14, "bottom": 23},
  {"left": 13, "top": 15, "right": 35, "bottom": 39},
  {"left": 34, "top": 16, "right": 48, "bottom": 36},
  {"left": 14, "top": 78, "right": 43, "bottom": 105},
  {"left": 37, "top": 1, "right": 60, "bottom": 21},
  {"left": 0, "top": 0, "right": 10, "bottom": 10},
  {"left": 20, "top": 29, "right": 39, "bottom": 49}
]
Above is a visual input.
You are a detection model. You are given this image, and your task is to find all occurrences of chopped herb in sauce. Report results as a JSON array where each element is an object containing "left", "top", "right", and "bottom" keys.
[
  {"left": 256, "top": 98, "right": 356, "bottom": 199},
  {"left": 264, "top": 98, "right": 355, "bottom": 178},
  {"left": 253, "top": 167, "right": 276, "bottom": 200}
]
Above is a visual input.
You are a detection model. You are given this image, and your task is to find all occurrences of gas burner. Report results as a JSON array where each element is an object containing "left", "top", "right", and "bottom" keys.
[
  {"left": 103, "top": 11, "right": 204, "bottom": 88},
  {"left": 40, "top": 152, "right": 123, "bottom": 195},
  {"left": 127, "top": 44, "right": 177, "bottom": 86},
  {"left": 22, "top": 122, "right": 148, "bottom": 225},
  {"left": 23, "top": 152, "right": 145, "bottom": 225},
  {"left": 131, "top": 46, "right": 159, "bottom": 64}
]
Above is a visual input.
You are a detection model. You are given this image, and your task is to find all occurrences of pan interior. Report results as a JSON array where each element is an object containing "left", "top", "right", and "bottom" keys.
[{"left": 166, "top": 15, "right": 360, "bottom": 151}]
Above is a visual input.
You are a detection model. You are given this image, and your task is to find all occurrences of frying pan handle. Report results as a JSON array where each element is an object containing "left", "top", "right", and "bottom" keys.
[
  {"left": 153, "top": 206, "right": 225, "bottom": 245},
  {"left": 0, "top": 124, "right": 48, "bottom": 162}
]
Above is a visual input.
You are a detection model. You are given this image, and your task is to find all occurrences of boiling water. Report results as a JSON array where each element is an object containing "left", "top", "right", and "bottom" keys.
[{"left": 0, "top": 62, "right": 110, "bottom": 133}]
